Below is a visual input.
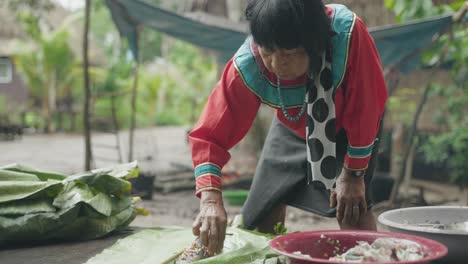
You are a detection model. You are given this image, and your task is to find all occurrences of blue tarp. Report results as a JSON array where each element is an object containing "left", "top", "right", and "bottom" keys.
[
  {"left": 370, "top": 14, "right": 452, "bottom": 72},
  {"left": 105, "top": 0, "right": 454, "bottom": 73}
]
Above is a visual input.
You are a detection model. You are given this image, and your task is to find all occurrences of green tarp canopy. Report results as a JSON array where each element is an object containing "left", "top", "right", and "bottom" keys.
[{"left": 105, "top": 0, "right": 455, "bottom": 73}]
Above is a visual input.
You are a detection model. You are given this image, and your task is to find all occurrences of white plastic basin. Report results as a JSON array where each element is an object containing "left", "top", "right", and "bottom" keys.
[{"left": 378, "top": 206, "right": 468, "bottom": 263}]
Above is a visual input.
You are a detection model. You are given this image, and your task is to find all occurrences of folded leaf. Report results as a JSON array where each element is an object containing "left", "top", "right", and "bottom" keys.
[
  {"left": 0, "top": 199, "right": 56, "bottom": 216},
  {"left": 0, "top": 164, "right": 67, "bottom": 181},
  {"left": 0, "top": 162, "right": 143, "bottom": 245},
  {"left": 90, "top": 161, "right": 140, "bottom": 180},
  {"left": 66, "top": 161, "right": 139, "bottom": 196},
  {"left": 51, "top": 203, "right": 137, "bottom": 241},
  {"left": 0, "top": 206, "right": 80, "bottom": 244},
  {"left": 0, "top": 180, "right": 62, "bottom": 203},
  {"left": 53, "top": 182, "right": 113, "bottom": 216},
  {"left": 0, "top": 195, "right": 138, "bottom": 245},
  {"left": 0, "top": 169, "right": 40, "bottom": 182}
]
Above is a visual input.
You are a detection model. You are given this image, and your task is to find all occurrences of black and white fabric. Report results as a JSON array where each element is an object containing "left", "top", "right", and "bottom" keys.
[{"left": 306, "top": 49, "right": 337, "bottom": 190}]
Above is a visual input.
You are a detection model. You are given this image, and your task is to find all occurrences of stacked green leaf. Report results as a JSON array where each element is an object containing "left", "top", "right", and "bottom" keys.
[{"left": 0, "top": 162, "right": 144, "bottom": 245}]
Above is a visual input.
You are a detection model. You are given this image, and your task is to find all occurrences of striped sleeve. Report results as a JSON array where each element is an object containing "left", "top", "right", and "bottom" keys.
[
  {"left": 194, "top": 163, "right": 222, "bottom": 195},
  {"left": 345, "top": 142, "right": 375, "bottom": 171}
]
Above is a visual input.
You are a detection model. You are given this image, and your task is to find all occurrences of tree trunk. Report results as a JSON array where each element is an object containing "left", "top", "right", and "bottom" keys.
[
  {"left": 402, "top": 142, "right": 415, "bottom": 194},
  {"left": 83, "top": 0, "right": 93, "bottom": 170},
  {"left": 458, "top": 184, "right": 468, "bottom": 205},
  {"left": 389, "top": 82, "right": 431, "bottom": 205},
  {"left": 391, "top": 123, "right": 405, "bottom": 180},
  {"left": 111, "top": 96, "right": 123, "bottom": 163},
  {"left": 48, "top": 71, "right": 57, "bottom": 133},
  {"left": 466, "top": 190, "right": 468, "bottom": 206},
  {"left": 66, "top": 91, "right": 74, "bottom": 131},
  {"left": 128, "top": 26, "right": 141, "bottom": 163},
  {"left": 191, "top": 0, "right": 228, "bottom": 16},
  {"left": 42, "top": 92, "right": 49, "bottom": 133},
  {"left": 189, "top": 0, "right": 227, "bottom": 73},
  {"left": 226, "top": 0, "right": 247, "bottom": 21},
  {"left": 128, "top": 56, "right": 139, "bottom": 162}
]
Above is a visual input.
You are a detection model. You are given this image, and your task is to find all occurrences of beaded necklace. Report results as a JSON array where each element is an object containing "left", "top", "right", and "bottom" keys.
[{"left": 276, "top": 75, "right": 309, "bottom": 122}]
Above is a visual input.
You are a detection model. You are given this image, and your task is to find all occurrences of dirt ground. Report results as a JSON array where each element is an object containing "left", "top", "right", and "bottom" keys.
[
  {"left": 1, "top": 127, "right": 464, "bottom": 233},
  {"left": 0, "top": 127, "right": 192, "bottom": 175},
  {"left": 131, "top": 186, "right": 466, "bottom": 234},
  {"left": 0, "top": 128, "right": 343, "bottom": 232},
  {"left": 132, "top": 190, "right": 344, "bottom": 232}
]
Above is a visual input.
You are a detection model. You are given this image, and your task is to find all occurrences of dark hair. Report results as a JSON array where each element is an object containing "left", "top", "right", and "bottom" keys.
[{"left": 245, "top": 0, "right": 331, "bottom": 75}]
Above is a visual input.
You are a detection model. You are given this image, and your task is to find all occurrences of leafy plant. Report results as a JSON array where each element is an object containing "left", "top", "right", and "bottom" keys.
[
  {"left": 166, "top": 40, "right": 218, "bottom": 125},
  {"left": 273, "top": 222, "right": 288, "bottom": 236},
  {"left": 13, "top": 0, "right": 220, "bottom": 132},
  {"left": 386, "top": 87, "right": 418, "bottom": 125},
  {"left": 7, "top": 0, "right": 55, "bottom": 15},
  {"left": 15, "top": 13, "right": 80, "bottom": 133},
  {"left": 91, "top": 0, "right": 164, "bottom": 64},
  {"left": 384, "top": 0, "right": 464, "bottom": 22}
]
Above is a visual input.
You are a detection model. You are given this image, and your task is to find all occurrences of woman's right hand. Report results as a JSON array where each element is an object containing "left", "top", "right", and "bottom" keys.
[{"left": 192, "top": 190, "right": 227, "bottom": 256}]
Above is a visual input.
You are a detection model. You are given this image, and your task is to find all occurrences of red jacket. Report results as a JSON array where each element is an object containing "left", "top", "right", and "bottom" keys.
[{"left": 189, "top": 16, "right": 387, "bottom": 196}]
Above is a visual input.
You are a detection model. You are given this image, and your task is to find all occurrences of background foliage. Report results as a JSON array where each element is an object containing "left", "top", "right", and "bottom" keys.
[
  {"left": 8, "top": 0, "right": 218, "bottom": 132},
  {"left": 385, "top": 0, "right": 467, "bottom": 186}
]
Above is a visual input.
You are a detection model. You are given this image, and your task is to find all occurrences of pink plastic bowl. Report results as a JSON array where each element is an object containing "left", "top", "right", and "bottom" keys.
[{"left": 269, "top": 230, "right": 448, "bottom": 264}]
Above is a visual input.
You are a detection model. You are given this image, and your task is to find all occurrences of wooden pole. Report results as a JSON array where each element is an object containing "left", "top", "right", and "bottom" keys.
[
  {"left": 83, "top": 0, "right": 93, "bottom": 170},
  {"left": 111, "top": 96, "right": 123, "bottom": 163},
  {"left": 388, "top": 79, "right": 433, "bottom": 205},
  {"left": 128, "top": 28, "right": 140, "bottom": 162}
]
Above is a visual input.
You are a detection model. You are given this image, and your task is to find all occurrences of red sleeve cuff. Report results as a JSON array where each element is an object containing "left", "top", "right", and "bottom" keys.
[
  {"left": 195, "top": 175, "right": 222, "bottom": 197},
  {"left": 194, "top": 163, "right": 223, "bottom": 198},
  {"left": 344, "top": 154, "right": 371, "bottom": 171},
  {"left": 344, "top": 142, "right": 374, "bottom": 171}
]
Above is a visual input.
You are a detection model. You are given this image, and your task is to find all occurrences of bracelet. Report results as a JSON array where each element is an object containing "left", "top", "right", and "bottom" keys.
[{"left": 344, "top": 167, "right": 366, "bottom": 178}]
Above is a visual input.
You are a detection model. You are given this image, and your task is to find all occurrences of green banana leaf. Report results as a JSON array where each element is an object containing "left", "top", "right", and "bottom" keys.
[
  {"left": 0, "top": 190, "right": 137, "bottom": 245},
  {"left": 85, "top": 227, "right": 285, "bottom": 264},
  {"left": 0, "top": 199, "right": 56, "bottom": 215},
  {"left": 0, "top": 169, "right": 40, "bottom": 182},
  {"left": 0, "top": 205, "right": 80, "bottom": 243},
  {"left": 85, "top": 227, "right": 196, "bottom": 264},
  {"left": 195, "top": 229, "right": 283, "bottom": 264},
  {"left": 53, "top": 182, "right": 114, "bottom": 216},
  {"left": 0, "top": 180, "right": 63, "bottom": 203},
  {"left": 0, "top": 162, "right": 142, "bottom": 245},
  {"left": 47, "top": 202, "right": 137, "bottom": 241},
  {"left": 66, "top": 161, "right": 139, "bottom": 196},
  {"left": 0, "top": 164, "right": 67, "bottom": 181}
]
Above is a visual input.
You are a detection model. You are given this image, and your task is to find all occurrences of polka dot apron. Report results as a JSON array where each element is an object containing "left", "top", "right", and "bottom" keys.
[
  {"left": 277, "top": 49, "right": 336, "bottom": 191},
  {"left": 306, "top": 50, "right": 337, "bottom": 190}
]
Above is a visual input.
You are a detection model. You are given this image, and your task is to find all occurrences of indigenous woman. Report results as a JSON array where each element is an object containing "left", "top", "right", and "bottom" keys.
[{"left": 190, "top": 0, "right": 387, "bottom": 255}]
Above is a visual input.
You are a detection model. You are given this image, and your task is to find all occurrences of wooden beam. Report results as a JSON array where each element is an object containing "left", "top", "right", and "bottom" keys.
[
  {"left": 83, "top": 0, "right": 93, "bottom": 170},
  {"left": 128, "top": 27, "right": 141, "bottom": 162}
]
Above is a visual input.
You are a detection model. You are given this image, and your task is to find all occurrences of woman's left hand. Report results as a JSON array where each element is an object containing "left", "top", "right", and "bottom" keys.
[{"left": 329, "top": 170, "right": 367, "bottom": 226}]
